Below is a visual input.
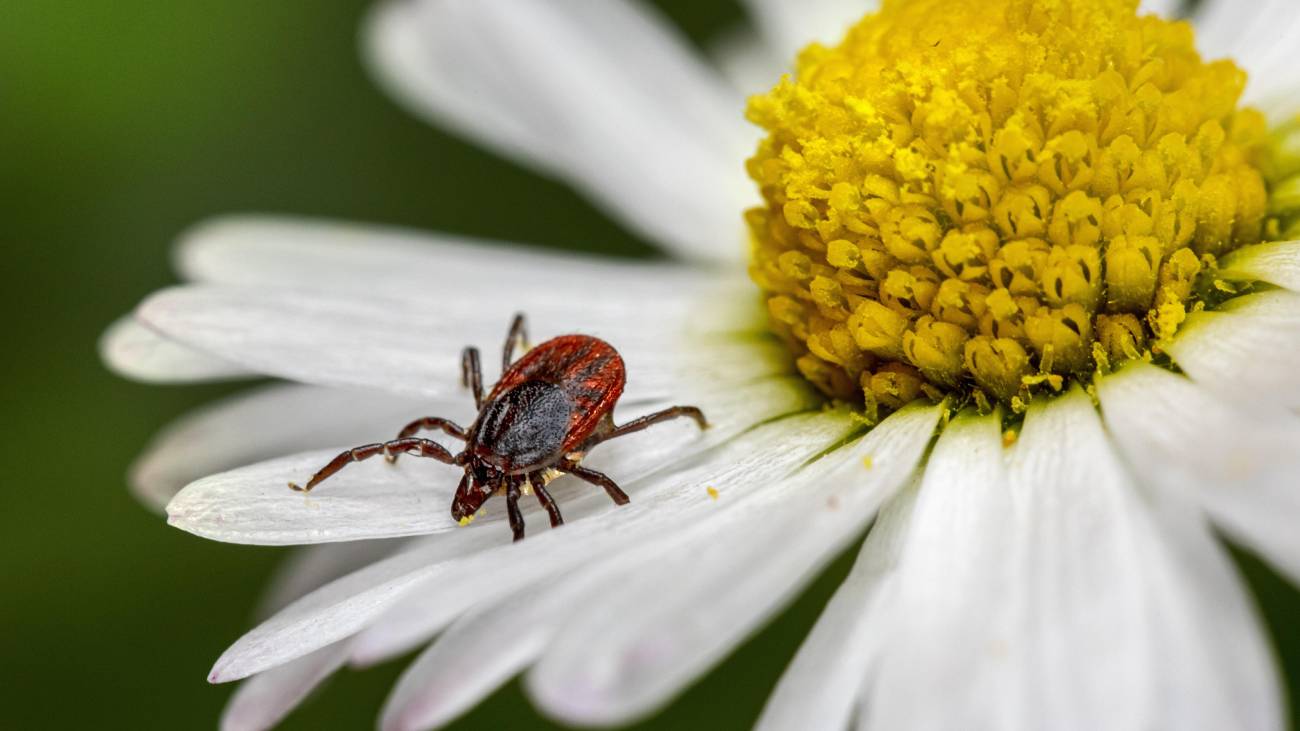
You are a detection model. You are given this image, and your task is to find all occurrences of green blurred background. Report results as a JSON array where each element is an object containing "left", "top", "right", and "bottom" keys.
[{"left": 3, "top": 1, "right": 1298, "bottom": 729}]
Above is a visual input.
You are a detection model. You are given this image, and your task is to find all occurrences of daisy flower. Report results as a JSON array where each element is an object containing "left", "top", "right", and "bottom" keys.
[{"left": 102, "top": 0, "right": 1300, "bottom": 729}]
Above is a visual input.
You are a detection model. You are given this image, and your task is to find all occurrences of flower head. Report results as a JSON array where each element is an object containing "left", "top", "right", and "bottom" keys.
[
  {"left": 103, "top": 1, "right": 1300, "bottom": 730},
  {"left": 747, "top": 0, "right": 1271, "bottom": 413}
]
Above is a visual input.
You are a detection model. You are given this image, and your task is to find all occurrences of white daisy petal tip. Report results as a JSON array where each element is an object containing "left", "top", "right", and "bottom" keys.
[
  {"left": 132, "top": 384, "right": 469, "bottom": 514},
  {"left": 525, "top": 666, "right": 639, "bottom": 728},
  {"left": 100, "top": 314, "right": 247, "bottom": 383},
  {"left": 165, "top": 449, "right": 462, "bottom": 546},
  {"left": 209, "top": 658, "right": 255, "bottom": 687},
  {"left": 173, "top": 213, "right": 299, "bottom": 282},
  {"left": 217, "top": 640, "right": 352, "bottom": 731},
  {"left": 209, "top": 647, "right": 255, "bottom": 686},
  {"left": 128, "top": 454, "right": 179, "bottom": 514},
  {"left": 133, "top": 286, "right": 207, "bottom": 351},
  {"left": 380, "top": 696, "right": 443, "bottom": 731},
  {"left": 208, "top": 664, "right": 230, "bottom": 685}
]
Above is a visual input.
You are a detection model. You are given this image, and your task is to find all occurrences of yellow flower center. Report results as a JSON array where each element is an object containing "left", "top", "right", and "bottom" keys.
[{"left": 746, "top": 0, "right": 1272, "bottom": 417}]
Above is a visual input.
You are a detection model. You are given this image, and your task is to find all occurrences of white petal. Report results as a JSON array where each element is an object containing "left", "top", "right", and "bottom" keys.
[
  {"left": 1217, "top": 240, "right": 1300, "bottom": 293},
  {"left": 711, "top": 25, "right": 785, "bottom": 96},
  {"left": 384, "top": 480, "right": 923, "bottom": 731},
  {"left": 756, "top": 480, "right": 922, "bottom": 731},
  {"left": 348, "top": 391, "right": 836, "bottom": 664},
  {"left": 208, "top": 411, "right": 851, "bottom": 683},
  {"left": 167, "top": 447, "right": 463, "bottom": 546},
  {"left": 255, "top": 541, "right": 408, "bottom": 620},
  {"left": 176, "top": 217, "right": 773, "bottom": 370},
  {"left": 220, "top": 642, "right": 351, "bottom": 731},
  {"left": 100, "top": 316, "right": 249, "bottom": 383},
  {"left": 379, "top": 577, "right": 598, "bottom": 731},
  {"left": 223, "top": 541, "right": 410, "bottom": 731},
  {"left": 1099, "top": 362, "right": 1300, "bottom": 586},
  {"left": 1196, "top": 0, "right": 1284, "bottom": 61},
  {"left": 916, "top": 388, "right": 1282, "bottom": 731},
  {"left": 363, "top": 0, "right": 751, "bottom": 262},
  {"left": 740, "top": 0, "right": 876, "bottom": 64},
  {"left": 209, "top": 530, "right": 497, "bottom": 684},
  {"left": 176, "top": 216, "right": 704, "bottom": 299},
  {"left": 132, "top": 384, "right": 466, "bottom": 511},
  {"left": 136, "top": 282, "right": 772, "bottom": 401},
  {"left": 1165, "top": 291, "right": 1300, "bottom": 407},
  {"left": 1194, "top": 1, "right": 1300, "bottom": 111},
  {"left": 526, "top": 405, "right": 940, "bottom": 726},
  {"left": 860, "top": 412, "right": 1019, "bottom": 731},
  {"left": 996, "top": 390, "right": 1157, "bottom": 730},
  {"left": 1134, "top": 490, "right": 1283, "bottom": 731},
  {"left": 168, "top": 377, "right": 817, "bottom": 548}
]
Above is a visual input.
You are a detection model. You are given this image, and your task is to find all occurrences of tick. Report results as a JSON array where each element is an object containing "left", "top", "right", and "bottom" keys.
[{"left": 288, "top": 314, "right": 708, "bottom": 541}]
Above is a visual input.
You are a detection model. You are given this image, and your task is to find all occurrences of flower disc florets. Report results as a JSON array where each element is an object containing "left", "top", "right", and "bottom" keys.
[{"left": 746, "top": 0, "right": 1272, "bottom": 416}]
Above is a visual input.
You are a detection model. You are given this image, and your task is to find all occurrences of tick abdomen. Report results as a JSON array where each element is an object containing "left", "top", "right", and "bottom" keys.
[{"left": 473, "top": 380, "right": 574, "bottom": 472}]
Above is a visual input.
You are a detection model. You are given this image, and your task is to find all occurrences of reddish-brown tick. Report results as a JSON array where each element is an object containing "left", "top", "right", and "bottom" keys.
[{"left": 288, "top": 314, "right": 707, "bottom": 541}]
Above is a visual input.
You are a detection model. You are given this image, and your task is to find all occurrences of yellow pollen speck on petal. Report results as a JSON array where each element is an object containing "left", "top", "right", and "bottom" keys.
[
  {"left": 706, "top": 486, "right": 720, "bottom": 501},
  {"left": 746, "top": 0, "right": 1271, "bottom": 414},
  {"left": 458, "top": 515, "right": 474, "bottom": 527},
  {"left": 862, "top": 455, "right": 874, "bottom": 469}
]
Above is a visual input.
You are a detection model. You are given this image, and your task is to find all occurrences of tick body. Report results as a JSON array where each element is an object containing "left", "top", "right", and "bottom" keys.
[{"left": 289, "top": 314, "right": 708, "bottom": 541}]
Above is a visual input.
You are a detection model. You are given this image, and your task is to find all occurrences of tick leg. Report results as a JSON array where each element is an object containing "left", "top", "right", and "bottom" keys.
[
  {"left": 289, "top": 438, "right": 456, "bottom": 493},
  {"left": 528, "top": 472, "right": 564, "bottom": 528},
  {"left": 386, "top": 417, "right": 468, "bottom": 464},
  {"left": 506, "top": 478, "right": 527, "bottom": 542},
  {"left": 558, "top": 460, "right": 630, "bottom": 506},
  {"left": 461, "top": 346, "right": 483, "bottom": 408},
  {"left": 594, "top": 406, "right": 709, "bottom": 446},
  {"left": 502, "top": 312, "right": 529, "bottom": 371}
]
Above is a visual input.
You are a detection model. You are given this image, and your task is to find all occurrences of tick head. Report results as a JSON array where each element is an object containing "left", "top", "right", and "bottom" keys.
[{"left": 450, "top": 468, "right": 495, "bottom": 523}]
